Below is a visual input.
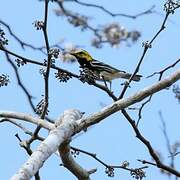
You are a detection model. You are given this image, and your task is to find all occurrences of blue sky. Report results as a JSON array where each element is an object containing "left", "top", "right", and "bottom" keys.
[{"left": 0, "top": 0, "right": 180, "bottom": 179}]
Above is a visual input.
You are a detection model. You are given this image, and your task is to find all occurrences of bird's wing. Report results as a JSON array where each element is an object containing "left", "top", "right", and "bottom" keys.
[{"left": 91, "top": 59, "right": 126, "bottom": 73}]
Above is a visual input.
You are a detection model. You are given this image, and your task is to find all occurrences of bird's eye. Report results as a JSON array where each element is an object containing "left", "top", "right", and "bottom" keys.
[{"left": 77, "top": 52, "right": 85, "bottom": 57}]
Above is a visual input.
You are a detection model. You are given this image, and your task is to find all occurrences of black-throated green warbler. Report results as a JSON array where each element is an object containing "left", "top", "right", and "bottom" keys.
[{"left": 70, "top": 49, "right": 141, "bottom": 84}]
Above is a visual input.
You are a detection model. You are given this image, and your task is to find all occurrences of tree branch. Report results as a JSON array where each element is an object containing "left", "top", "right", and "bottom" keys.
[
  {"left": 4, "top": 51, "right": 36, "bottom": 111},
  {"left": 121, "top": 109, "right": 180, "bottom": 177},
  {"left": 119, "top": 4, "right": 174, "bottom": 99},
  {"left": 65, "top": 0, "right": 155, "bottom": 19},
  {"left": 0, "top": 111, "right": 54, "bottom": 130},
  {"left": 76, "top": 69, "right": 180, "bottom": 132},
  {"left": 41, "top": 0, "right": 50, "bottom": 119},
  {"left": 10, "top": 109, "right": 83, "bottom": 180},
  {"left": 59, "top": 143, "right": 91, "bottom": 180}
]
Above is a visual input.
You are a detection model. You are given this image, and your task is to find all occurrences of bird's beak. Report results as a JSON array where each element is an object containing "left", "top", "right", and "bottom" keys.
[
  {"left": 69, "top": 52, "right": 75, "bottom": 56},
  {"left": 69, "top": 52, "right": 77, "bottom": 61}
]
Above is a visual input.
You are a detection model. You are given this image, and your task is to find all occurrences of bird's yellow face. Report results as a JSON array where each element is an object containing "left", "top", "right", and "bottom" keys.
[{"left": 70, "top": 49, "right": 93, "bottom": 62}]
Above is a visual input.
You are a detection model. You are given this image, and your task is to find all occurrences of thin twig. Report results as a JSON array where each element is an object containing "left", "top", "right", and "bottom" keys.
[
  {"left": 0, "top": 46, "right": 118, "bottom": 101},
  {"left": 66, "top": 0, "right": 155, "bottom": 19},
  {"left": 137, "top": 159, "right": 157, "bottom": 166},
  {"left": 28, "top": 0, "right": 51, "bottom": 144},
  {"left": 71, "top": 146, "right": 148, "bottom": 173},
  {"left": 137, "top": 58, "right": 180, "bottom": 126},
  {"left": 4, "top": 51, "right": 36, "bottom": 111},
  {"left": 147, "top": 59, "right": 180, "bottom": 80},
  {"left": 0, "top": 46, "right": 79, "bottom": 78},
  {"left": 137, "top": 95, "right": 152, "bottom": 126},
  {"left": 159, "top": 111, "right": 175, "bottom": 169},
  {"left": 118, "top": 6, "right": 172, "bottom": 99},
  {"left": 0, "top": 118, "right": 33, "bottom": 136},
  {"left": 121, "top": 109, "right": 180, "bottom": 177},
  {"left": 41, "top": 0, "right": 50, "bottom": 119},
  {"left": 0, "top": 19, "right": 45, "bottom": 53}
]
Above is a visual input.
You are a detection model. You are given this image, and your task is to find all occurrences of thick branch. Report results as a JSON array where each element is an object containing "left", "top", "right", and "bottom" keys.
[
  {"left": 10, "top": 109, "right": 83, "bottom": 180},
  {"left": 76, "top": 69, "right": 180, "bottom": 132},
  {"left": 0, "top": 111, "right": 54, "bottom": 130},
  {"left": 59, "top": 143, "right": 90, "bottom": 180},
  {"left": 2, "top": 70, "right": 180, "bottom": 179}
]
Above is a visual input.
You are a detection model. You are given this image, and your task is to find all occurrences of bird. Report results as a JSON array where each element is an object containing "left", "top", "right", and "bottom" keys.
[{"left": 70, "top": 49, "right": 142, "bottom": 88}]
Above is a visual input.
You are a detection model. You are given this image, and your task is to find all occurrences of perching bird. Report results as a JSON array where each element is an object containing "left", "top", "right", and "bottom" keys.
[{"left": 70, "top": 49, "right": 141, "bottom": 87}]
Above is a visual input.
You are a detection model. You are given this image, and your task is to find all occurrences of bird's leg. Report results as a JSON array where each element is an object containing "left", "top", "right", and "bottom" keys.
[
  {"left": 109, "top": 81, "right": 112, "bottom": 91},
  {"left": 102, "top": 76, "right": 111, "bottom": 90}
]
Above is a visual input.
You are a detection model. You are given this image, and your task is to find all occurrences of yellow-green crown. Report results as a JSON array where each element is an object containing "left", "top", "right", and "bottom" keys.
[{"left": 70, "top": 49, "right": 93, "bottom": 62}]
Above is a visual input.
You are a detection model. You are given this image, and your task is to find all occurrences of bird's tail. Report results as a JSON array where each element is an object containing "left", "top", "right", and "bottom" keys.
[{"left": 116, "top": 72, "right": 142, "bottom": 81}]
